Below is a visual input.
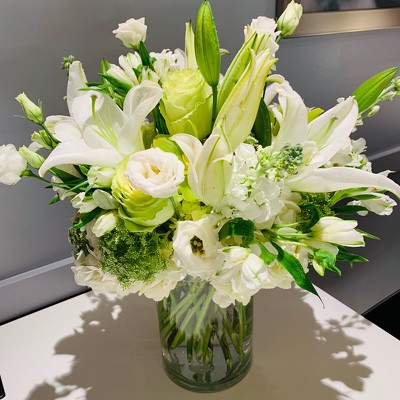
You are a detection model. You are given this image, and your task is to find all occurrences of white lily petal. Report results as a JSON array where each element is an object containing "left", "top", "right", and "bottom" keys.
[
  {"left": 272, "top": 82, "right": 308, "bottom": 150},
  {"left": 306, "top": 97, "right": 358, "bottom": 168},
  {"left": 39, "top": 140, "right": 123, "bottom": 176},
  {"left": 67, "top": 61, "right": 88, "bottom": 118},
  {"left": 72, "top": 92, "right": 126, "bottom": 150},
  {"left": 45, "top": 116, "right": 82, "bottom": 142},
  {"left": 119, "top": 81, "right": 163, "bottom": 154},
  {"left": 288, "top": 167, "right": 400, "bottom": 199}
]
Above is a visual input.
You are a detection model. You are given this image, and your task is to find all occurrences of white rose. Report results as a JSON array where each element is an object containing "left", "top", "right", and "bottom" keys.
[
  {"left": 172, "top": 215, "right": 222, "bottom": 278},
  {"left": 113, "top": 17, "right": 147, "bottom": 49},
  {"left": 244, "top": 16, "right": 279, "bottom": 54},
  {"left": 277, "top": 0, "right": 303, "bottom": 38},
  {"left": 0, "top": 144, "right": 27, "bottom": 185},
  {"left": 125, "top": 148, "right": 185, "bottom": 198}
]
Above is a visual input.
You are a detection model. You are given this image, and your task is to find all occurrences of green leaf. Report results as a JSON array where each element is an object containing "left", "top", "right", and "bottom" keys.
[
  {"left": 352, "top": 67, "right": 398, "bottom": 113},
  {"left": 99, "top": 73, "right": 132, "bottom": 95},
  {"left": 251, "top": 98, "right": 272, "bottom": 147},
  {"left": 272, "top": 242, "right": 321, "bottom": 299},
  {"left": 49, "top": 194, "right": 61, "bottom": 205},
  {"left": 307, "top": 107, "right": 324, "bottom": 123},
  {"left": 332, "top": 205, "right": 368, "bottom": 215},
  {"left": 218, "top": 218, "right": 255, "bottom": 241},
  {"left": 138, "top": 41, "right": 152, "bottom": 68},
  {"left": 50, "top": 167, "right": 82, "bottom": 182},
  {"left": 351, "top": 194, "right": 380, "bottom": 200},
  {"left": 313, "top": 249, "right": 341, "bottom": 276},
  {"left": 300, "top": 204, "right": 323, "bottom": 231},
  {"left": 357, "top": 229, "right": 380, "bottom": 240},
  {"left": 195, "top": 0, "right": 221, "bottom": 87},
  {"left": 71, "top": 208, "right": 102, "bottom": 230},
  {"left": 336, "top": 245, "right": 368, "bottom": 266},
  {"left": 252, "top": 238, "right": 276, "bottom": 264}
]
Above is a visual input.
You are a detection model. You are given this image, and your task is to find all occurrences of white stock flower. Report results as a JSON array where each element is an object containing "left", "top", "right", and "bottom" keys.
[
  {"left": 128, "top": 262, "right": 186, "bottom": 301},
  {"left": 113, "top": 18, "right": 147, "bottom": 49},
  {"left": 310, "top": 217, "right": 365, "bottom": 247},
  {"left": 211, "top": 246, "right": 269, "bottom": 307},
  {"left": 0, "top": 144, "right": 27, "bottom": 185},
  {"left": 125, "top": 148, "right": 185, "bottom": 198},
  {"left": 172, "top": 215, "right": 222, "bottom": 278},
  {"left": 72, "top": 251, "right": 129, "bottom": 297},
  {"left": 151, "top": 49, "right": 186, "bottom": 82}
]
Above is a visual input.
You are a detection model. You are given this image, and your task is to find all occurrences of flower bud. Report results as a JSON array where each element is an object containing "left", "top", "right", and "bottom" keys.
[
  {"left": 18, "top": 145, "right": 44, "bottom": 169},
  {"left": 87, "top": 166, "right": 115, "bottom": 188},
  {"left": 160, "top": 68, "right": 212, "bottom": 139},
  {"left": 92, "top": 212, "right": 118, "bottom": 237},
  {"left": 195, "top": 0, "right": 221, "bottom": 87},
  {"left": 15, "top": 93, "right": 44, "bottom": 124},
  {"left": 92, "top": 189, "right": 119, "bottom": 210},
  {"left": 113, "top": 18, "right": 147, "bottom": 49},
  {"left": 277, "top": 0, "right": 303, "bottom": 39}
]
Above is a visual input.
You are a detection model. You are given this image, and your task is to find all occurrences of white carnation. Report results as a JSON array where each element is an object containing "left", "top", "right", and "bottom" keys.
[{"left": 113, "top": 17, "right": 147, "bottom": 49}]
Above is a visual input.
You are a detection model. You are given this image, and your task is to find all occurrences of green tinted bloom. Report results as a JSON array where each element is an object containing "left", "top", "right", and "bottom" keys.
[
  {"left": 111, "top": 159, "right": 174, "bottom": 232},
  {"left": 160, "top": 68, "right": 212, "bottom": 139}
]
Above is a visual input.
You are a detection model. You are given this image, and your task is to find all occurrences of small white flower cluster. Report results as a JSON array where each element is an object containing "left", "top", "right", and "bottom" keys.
[{"left": 215, "top": 144, "right": 285, "bottom": 229}]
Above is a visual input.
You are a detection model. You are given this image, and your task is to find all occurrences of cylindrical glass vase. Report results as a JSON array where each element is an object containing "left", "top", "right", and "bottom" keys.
[{"left": 156, "top": 278, "right": 253, "bottom": 392}]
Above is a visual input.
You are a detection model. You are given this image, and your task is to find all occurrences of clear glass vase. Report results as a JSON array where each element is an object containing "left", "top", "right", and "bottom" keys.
[{"left": 156, "top": 278, "right": 253, "bottom": 392}]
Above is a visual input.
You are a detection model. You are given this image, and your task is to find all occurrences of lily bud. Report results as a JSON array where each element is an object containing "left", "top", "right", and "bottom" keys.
[
  {"left": 195, "top": 0, "right": 221, "bottom": 87},
  {"left": 18, "top": 145, "right": 44, "bottom": 169},
  {"left": 15, "top": 93, "right": 44, "bottom": 124},
  {"left": 185, "top": 21, "right": 197, "bottom": 69},
  {"left": 277, "top": 0, "right": 303, "bottom": 39}
]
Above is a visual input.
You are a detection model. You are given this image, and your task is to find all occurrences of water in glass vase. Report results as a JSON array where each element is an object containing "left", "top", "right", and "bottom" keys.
[{"left": 157, "top": 278, "right": 253, "bottom": 392}]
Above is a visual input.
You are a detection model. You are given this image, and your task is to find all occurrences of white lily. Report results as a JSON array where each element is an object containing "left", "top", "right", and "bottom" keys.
[
  {"left": 266, "top": 81, "right": 400, "bottom": 199},
  {"left": 39, "top": 61, "right": 163, "bottom": 176}
]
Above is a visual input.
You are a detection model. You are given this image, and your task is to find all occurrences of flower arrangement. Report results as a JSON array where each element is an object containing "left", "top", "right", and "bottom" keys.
[{"left": 1, "top": 0, "right": 400, "bottom": 390}]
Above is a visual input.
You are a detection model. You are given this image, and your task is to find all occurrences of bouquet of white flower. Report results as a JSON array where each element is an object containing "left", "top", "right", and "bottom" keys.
[{"left": 1, "top": 0, "right": 400, "bottom": 392}]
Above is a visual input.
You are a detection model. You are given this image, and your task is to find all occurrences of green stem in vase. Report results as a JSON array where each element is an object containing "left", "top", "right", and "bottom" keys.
[
  {"left": 170, "top": 293, "right": 206, "bottom": 349},
  {"left": 193, "top": 285, "right": 215, "bottom": 339}
]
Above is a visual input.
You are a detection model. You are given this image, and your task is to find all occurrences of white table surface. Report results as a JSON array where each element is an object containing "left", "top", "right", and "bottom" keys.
[{"left": 0, "top": 286, "right": 399, "bottom": 400}]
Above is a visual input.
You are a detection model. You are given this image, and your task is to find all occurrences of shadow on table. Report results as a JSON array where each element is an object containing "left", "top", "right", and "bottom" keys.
[{"left": 26, "top": 288, "right": 372, "bottom": 400}]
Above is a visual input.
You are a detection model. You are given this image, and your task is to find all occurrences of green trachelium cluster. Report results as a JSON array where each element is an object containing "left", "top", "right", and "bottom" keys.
[
  {"left": 258, "top": 144, "right": 303, "bottom": 181},
  {"left": 99, "top": 223, "right": 173, "bottom": 287},
  {"left": 300, "top": 192, "right": 335, "bottom": 221}
]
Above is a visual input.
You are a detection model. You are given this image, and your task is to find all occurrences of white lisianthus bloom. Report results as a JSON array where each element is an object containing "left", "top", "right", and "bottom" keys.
[
  {"left": 211, "top": 247, "right": 269, "bottom": 307},
  {"left": 0, "top": 144, "right": 27, "bottom": 185},
  {"left": 127, "top": 261, "right": 186, "bottom": 301},
  {"left": 172, "top": 215, "right": 222, "bottom": 278},
  {"left": 113, "top": 17, "right": 147, "bottom": 49},
  {"left": 244, "top": 16, "right": 279, "bottom": 54},
  {"left": 72, "top": 251, "right": 129, "bottom": 297},
  {"left": 277, "top": 0, "right": 303, "bottom": 38},
  {"left": 125, "top": 148, "right": 185, "bottom": 198},
  {"left": 310, "top": 217, "right": 365, "bottom": 247},
  {"left": 92, "top": 211, "right": 118, "bottom": 237},
  {"left": 71, "top": 192, "right": 97, "bottom": 213}
]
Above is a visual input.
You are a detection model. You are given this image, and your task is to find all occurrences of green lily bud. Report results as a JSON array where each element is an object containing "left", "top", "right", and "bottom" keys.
[
  {"left": 277, "top": 0, "right": 303, "bottom": 39},
  {"left": 195, "top": 0, "right": 220, "bottom": 87},
  {"left": 160, "top": 68, "right": 212, "bottom": 139},
  {"left": 15, "top": 93, "right": 44, "bottom": 125},
  {"left": 185, "top": 21, "right": 197, "bottom": 69},
  {"left": 18, "top": 145, "right": 45, "bottom": 169},
  {"left": 31, "top": 130, "right": 58, "bottom": 150}
]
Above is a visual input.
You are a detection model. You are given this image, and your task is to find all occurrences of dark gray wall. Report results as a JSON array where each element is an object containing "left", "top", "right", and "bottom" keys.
[{"left": 0, "top": 0, "right": 399, "bottom": 321}]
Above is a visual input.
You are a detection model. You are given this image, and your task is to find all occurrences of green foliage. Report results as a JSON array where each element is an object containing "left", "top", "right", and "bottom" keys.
[
  {"left": 99, "top": 224, "right": 173, "bottom": 286},
  {"left": 336, "top": 245, "right": 368, "bottom": 267},
  {"left": 68, "top": 226, "right": 91, "bottom": 257},
  {"left": 251, "top": 98, "right": 272, "bottom": 147},
  {"left": 352, "top": 67, "right": 398, "bottom": 114},
  {"left": 313, "top": 249, "right": 341, "bottom": 276}
]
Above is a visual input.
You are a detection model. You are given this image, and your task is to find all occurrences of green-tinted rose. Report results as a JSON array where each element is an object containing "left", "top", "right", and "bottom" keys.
[
  {"left": 160, "top": 68, "right": 212, "bottom": 140},
  {"left": 111, "top": 159, "right": 174, "bottom": 232}
]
